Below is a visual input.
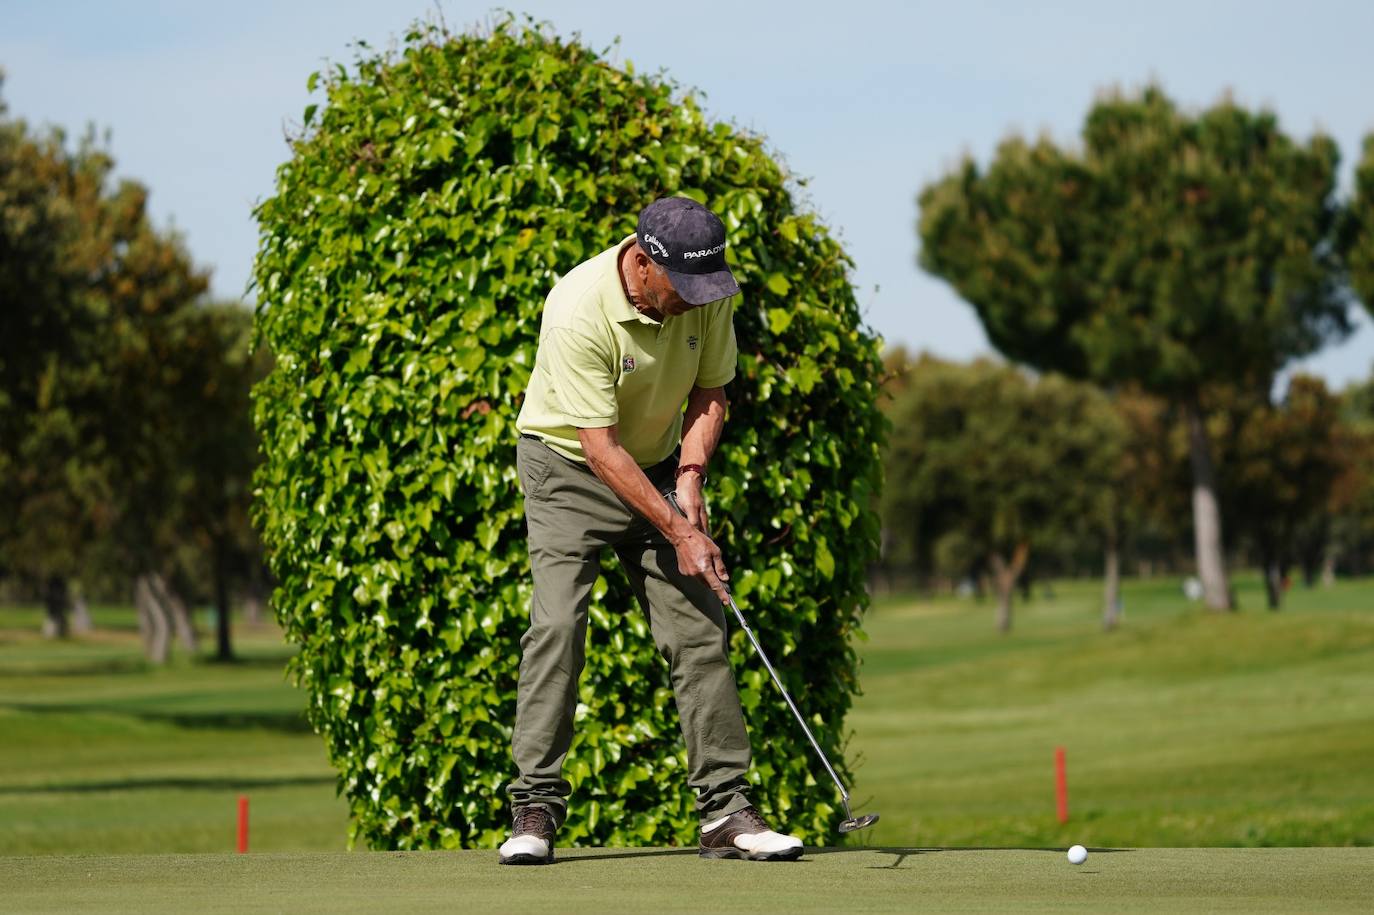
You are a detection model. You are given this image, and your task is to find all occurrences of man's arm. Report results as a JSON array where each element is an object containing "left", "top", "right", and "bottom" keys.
[
  {"left": 578, "top": 425, "right": 731, "bottom": 601},
  {"left": 675, "top": 384, "right": 727, "bottom": 533}
]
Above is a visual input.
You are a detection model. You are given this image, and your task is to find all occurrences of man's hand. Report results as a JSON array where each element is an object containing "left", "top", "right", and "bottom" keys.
[
  {"left": 671, "top": 524, "right": 731, "bottom": 604},
  {"left": 674, "top": 471, "right": 710, "bottom": 533},
  {"left": 579, "top": 426, "right": 731, "bottom": 603}
]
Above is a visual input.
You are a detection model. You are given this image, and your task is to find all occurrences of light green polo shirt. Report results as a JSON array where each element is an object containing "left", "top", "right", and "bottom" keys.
[{"left": 516, "top": 235, "right": 738, "bottom": 467}]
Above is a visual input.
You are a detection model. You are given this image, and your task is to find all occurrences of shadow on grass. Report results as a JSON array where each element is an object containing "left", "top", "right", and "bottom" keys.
[
  {"left": 0, "top": 702, "right": 314, "bottom": 734},
  {"left": 810, "top": 846, "right": 1135, "bottom": 854},
  {"left": 191, "top": 654, "right": 296, "bottom": 672},
  {"left": 805, "top": 846, "right": 1136, "bottom": 869},
  {"left": 0, "top": 773, "right": 336, "bottom": 796},
  {"left": 0, "top": 657, "right": 153, "bottom": 677},
  {"left": 557, "top": 849, "right": 701, "bottom": 863},
  {"left": 0, "top": 653, "right": 293, "bottom": 678},
  {"left": 556, "top": 846, "right": 1135, "bottom": 866}
]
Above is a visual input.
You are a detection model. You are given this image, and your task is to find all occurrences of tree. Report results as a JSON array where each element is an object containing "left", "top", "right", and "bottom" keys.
[
  {"left": 251, "top": 19, "right": 886, "bottom": 850},
  {"left": 1, "top": 82, "right": 122, "bottom": 636},
  {"left": 178, "top": 304, "right": 270, "bottom": 661},
  {"left": 1348, "top": 135, "right": 1374, "bottom": 313},
  {"left": 918, "top": 86, "right": 1350, "bottom": 611},
  {"left": 1208, "top": 376, "right": 1345, "bottom": 609},
  {"left": 1328, "top": 375, "right": 1374, "bottom": 576},
  {"left": 0, "top": 76, "right": 239, "bottom": 656},
  {"left": 881, "top": 355, "right": 1123, "bottom": 631}
]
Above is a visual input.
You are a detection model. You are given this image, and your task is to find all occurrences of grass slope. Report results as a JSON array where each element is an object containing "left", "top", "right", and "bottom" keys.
[
  {"left": 1, "top": 573, "right": 1371, "bottom": 857},
  {"left": 4, "top": 848, "right": 1373, "bottom": 914},
  {"left": 848, "top": 575, "right": 1374, "bottom": 848},
  {"left": 0, "top": 607, "right": 348, "bottom": 855}
]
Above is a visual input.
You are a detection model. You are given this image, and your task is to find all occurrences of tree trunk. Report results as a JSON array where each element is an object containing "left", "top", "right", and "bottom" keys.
[
  {"left": 1184, "top": 401, "right": 1233, "bottom": 611},
  {"left": 989, "top": 542, "right": 1030, "bottom": 634},
  {"left": 70, "top": 583, "right": 93, "bottom": 634},
  {"left": 1263, "top": 556, "right": 1282, "bottom": 611},
  {"left": 1320, "top": 553, "right": 1336, "bottom": 588},
  {"left": 243, "top": 562, "right": 267, "bottom": 625},
  {"left": 148, "top": 572, "right": 198, "bottom": 654},
  {"left": 41, "top": 574, "right": 70, "bottom": 639},
  {"left": 213, "top": 539, "right": 234, "bottom": 662},
  {"left": 1103, "top": 539, "right": 1122, "bottom": 631},
  {"left": 134, "top": 574, "right": 170, "bottom": 664}
]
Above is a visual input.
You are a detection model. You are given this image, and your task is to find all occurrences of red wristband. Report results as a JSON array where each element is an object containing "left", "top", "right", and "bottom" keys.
[{"left": 675, "top": 463, "right": 707, "bottom": 482}]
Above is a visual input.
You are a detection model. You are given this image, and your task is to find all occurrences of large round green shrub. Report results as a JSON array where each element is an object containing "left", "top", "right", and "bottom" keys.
[{"left": 251, "top": 18, "right": 886, "bottom": 850}]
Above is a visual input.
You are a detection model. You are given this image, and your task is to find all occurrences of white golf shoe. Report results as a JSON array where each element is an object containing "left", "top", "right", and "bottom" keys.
[
  {"left": 698, "top": 806, "right": 804, "bottom": 861},
  {"left": 498, "top": 805, "right": 556, "bottom": 865}
]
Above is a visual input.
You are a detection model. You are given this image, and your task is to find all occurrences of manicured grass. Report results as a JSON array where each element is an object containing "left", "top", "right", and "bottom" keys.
[
  {"left": 4, "top": 847, "right": 1373, "bottom": 913},
  {"left": 848, "top": 574, "right": 1374, "bottom": 848},
  {"left": 0, "top": 608, "right": 349, "bottom": 855},
  {"left": 2, "top": 572, "right": 1372, "bottom": 860}
]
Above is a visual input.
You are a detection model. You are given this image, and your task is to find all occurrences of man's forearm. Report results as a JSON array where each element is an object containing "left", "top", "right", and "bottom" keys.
[
  {"left": 680, "top": 385, "right": 727, "bottom": 469},
  {"left": 582, "top": 435, "right": 695, "bottom": 543}
]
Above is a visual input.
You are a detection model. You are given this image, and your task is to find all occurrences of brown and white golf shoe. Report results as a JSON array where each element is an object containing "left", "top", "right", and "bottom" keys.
[
  {"left": 498, "top": 805, "right": 556, "bottom": 865},
  {"left": 698, "top": 806, "right": 804, "bottom": 861}
]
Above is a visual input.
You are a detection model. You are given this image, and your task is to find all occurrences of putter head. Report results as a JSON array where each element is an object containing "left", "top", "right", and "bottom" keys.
[{"left": 839, "top": 813, "right": 880, "bottom": 833}]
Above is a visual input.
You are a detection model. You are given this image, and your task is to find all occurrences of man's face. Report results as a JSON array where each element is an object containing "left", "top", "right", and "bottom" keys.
[{"left": 635, "top": 250, "right": 705, "bottom": 317}]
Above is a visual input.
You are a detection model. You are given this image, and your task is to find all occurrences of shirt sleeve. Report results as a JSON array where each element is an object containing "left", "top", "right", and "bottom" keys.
[
  {"left": 695, "top": 297, "right": 738, "bottom": 388},
  {"left": 543, "top": 327, "right": 619, "bottom": 427}
]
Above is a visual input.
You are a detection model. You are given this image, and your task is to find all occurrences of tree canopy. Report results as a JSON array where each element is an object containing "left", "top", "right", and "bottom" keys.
[
  {"left": 0, "top": 78, "right": 259, "bottom": 653},
  {"left": 917, "top": 85, "right": 1350, "bottom": 610},
  {"left": 881, "top": 355, "right": 1122, "bottom": 631}
]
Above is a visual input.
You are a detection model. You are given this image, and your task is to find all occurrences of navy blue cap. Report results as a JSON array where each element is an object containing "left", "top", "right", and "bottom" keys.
[{"left": 636, "top": 197, "right": 741, "bottom": 305}]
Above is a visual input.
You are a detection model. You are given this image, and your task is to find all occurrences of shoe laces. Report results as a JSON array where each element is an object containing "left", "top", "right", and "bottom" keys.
[
  {"left": 736, "top": 806, "right": 770, "bottom": 832},
  {"left": 514, "top": 806, "right": 553, "bottom": 836}
]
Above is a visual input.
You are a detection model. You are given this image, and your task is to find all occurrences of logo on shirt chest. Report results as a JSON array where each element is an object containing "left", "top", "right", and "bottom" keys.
[
  {"left": 687, "top": 335, "right": 698, "bottom": 350},
  {"left": 622, "top": 355, "right": 636, "bottom": 374}
]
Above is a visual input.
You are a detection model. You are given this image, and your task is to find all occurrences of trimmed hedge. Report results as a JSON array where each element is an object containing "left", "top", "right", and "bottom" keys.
[{"left": 251, "top": 18, "right": 885, "bottom": 850}]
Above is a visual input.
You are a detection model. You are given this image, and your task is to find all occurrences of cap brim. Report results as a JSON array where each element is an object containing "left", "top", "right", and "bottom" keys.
[{"left": 665, "top": 267, "right": 740, "bottom": 306}]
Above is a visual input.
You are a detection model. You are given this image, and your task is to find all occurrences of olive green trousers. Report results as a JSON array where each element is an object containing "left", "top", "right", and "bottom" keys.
[{"left": 506, "top": 434, "right": 754, "bottom": 828}]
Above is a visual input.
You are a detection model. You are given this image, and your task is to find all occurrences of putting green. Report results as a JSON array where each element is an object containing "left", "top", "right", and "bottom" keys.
[{"left": 5, "top": 847, "right": 1372, "bottom": 913}]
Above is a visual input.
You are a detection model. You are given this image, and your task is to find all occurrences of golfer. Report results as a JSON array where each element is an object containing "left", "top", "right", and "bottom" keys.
[{"left": 500, "top": 197, "right": 803, "bottom": 865}]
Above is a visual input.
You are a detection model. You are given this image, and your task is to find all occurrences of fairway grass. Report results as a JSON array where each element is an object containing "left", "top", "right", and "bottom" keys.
[
  {"left": 4, "top": 847, "right": 1373, "bottom": 913},
  {"left": 2, "top": 573, "right": 1372, "bottom": 859},
  {"left": 0, "top": 609, "right": 348, "bottom": 855},
  {"left": 848, "top": 575, "right": 1374, "bottom": 849}
]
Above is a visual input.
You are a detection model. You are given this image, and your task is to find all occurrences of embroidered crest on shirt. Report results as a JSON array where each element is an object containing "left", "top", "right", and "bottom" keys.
[
  {"left": 622, "top": 355, "right": 636, "bottom": 373},
  {"left": 687, "top": 335, "right": 699, "bottom": 350}
]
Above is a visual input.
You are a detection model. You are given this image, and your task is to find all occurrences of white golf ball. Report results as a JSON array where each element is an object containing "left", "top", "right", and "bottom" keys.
[{"left": 1067, "top": 844, "right": 1088, "bottom": 865}]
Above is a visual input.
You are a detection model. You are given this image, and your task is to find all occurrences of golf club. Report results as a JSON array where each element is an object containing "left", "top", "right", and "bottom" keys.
[{"left": 669, "top": 492, "right": 880, "bottom": 834}]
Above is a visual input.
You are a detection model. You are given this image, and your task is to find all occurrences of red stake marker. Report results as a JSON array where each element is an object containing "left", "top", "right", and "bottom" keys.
[
  {"left": 1055, "top": 747, "right": 1069, "bottom": 824},
  {"left": 237, "top": 795, "right": 250, "bottom": 853}
]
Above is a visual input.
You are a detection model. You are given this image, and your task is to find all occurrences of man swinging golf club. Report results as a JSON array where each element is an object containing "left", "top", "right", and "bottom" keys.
[{"left": 501, "top": 197, "right": 804, "bottom": 865}]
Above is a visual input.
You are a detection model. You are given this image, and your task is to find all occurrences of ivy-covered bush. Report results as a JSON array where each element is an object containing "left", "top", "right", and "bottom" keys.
[{"left": 251, "top": 17, "right": 886, "bottom": 850}]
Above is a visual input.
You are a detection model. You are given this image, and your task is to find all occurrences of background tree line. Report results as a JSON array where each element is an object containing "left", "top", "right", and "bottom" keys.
[
  {"left": 8, "top": 75, "right": 1374, "bottom": 649},
  {"left": 0, "top": 79, "right": 267, "bottom": 661},
  {"left": 876, "top": 352, "right": 1374, "bottom": 629},
  {"left": 882, "top": 83, "right": 1374, "bottom": 627}
]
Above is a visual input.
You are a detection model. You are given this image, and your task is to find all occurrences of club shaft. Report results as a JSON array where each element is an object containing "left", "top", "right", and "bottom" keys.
[{"left": 726, "top": 595, "right": 850, "bottom": 807}]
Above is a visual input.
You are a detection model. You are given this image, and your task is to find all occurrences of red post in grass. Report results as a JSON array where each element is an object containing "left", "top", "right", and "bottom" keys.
[
  {"left": 237, "top": 795, "right": 250, "bottom": 853},
  {"left": 1055, "top": 747, "right": 1069, "bottom": 824}
]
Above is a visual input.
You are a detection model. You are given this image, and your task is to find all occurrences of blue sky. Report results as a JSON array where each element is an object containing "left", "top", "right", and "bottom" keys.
[{"left": 4, "top": 0, "right": 1373, "bottom": 389}]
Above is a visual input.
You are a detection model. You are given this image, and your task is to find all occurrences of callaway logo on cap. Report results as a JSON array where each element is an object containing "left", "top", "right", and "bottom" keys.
[{"left": 636, "top": 197, "right": 742, "bottom": 306}]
